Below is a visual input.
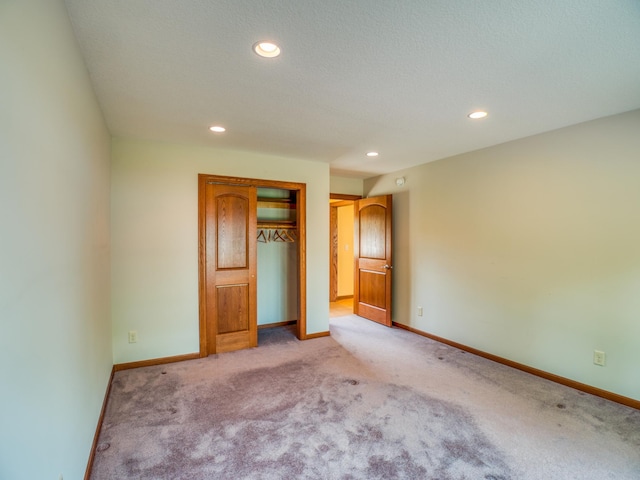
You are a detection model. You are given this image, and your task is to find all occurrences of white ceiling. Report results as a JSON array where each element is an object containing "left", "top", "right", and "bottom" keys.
[{"left": 64, "top": 0, "right": 640, "bottom": 178}]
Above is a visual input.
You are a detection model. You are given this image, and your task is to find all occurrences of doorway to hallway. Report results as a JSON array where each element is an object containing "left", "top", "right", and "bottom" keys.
[
  {"left": 329, "top": 193, "right": 394, "bottom": 326},
  {"left": 329, "top": 194, "right": 360, "bottom": 318},
  {"left": 329, "top": 297, "right": 354, "bottom": 318}
]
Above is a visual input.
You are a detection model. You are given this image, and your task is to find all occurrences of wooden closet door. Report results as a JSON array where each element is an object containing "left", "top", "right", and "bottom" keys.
[{"left": 204, "top": 183, "right": 257, "bottom": 354}]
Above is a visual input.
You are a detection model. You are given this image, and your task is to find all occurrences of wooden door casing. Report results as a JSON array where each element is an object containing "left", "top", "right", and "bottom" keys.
[
  {"left": 329, "top": 195, "right": 361, "bottom": 303},
  {"left": 354, "top": 195, "right": 392, "bottom": 326},
  {"left": 199, "top": 174, "right": 309, "bottom": 356},
  {"left": 329, "top": 205, "right": 338, "bottom": 302}
]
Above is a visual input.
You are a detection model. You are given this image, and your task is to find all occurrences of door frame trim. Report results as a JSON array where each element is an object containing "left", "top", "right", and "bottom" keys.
[{"left": 198, "top": 174, "right": 307, "bottom": 356}]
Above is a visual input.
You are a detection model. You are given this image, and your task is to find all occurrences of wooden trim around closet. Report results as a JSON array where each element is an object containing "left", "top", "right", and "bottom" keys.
[
  {"left": 296, "top": 184, "right": 308, "bottom": 339},
  {"left": 198, "top": 174, "right": 208, "bottom": 357},
  {"left": 393, "top": 322, "right": 640, "bottom": 411},
  {"left": 198, "top": 174, "right": 308, "bottom": 350}
]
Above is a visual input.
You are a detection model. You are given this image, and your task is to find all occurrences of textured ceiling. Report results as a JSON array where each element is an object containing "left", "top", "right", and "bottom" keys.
[{"left": 64, "top": 0, "right": 640, "bottom": 178}]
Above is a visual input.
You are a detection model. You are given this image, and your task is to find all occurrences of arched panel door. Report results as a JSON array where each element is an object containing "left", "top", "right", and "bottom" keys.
[
  {"left": 354, "top": 195, "right": 392, "bottom": 326},
  {"left": 204, "top": 183, "right": 257, "bottom": 353}
]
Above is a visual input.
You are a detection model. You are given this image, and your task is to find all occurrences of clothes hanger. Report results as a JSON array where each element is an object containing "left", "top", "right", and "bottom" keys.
[
  {"left": 281, "top": 229, "right": 296, "bottom": 242},
  {"left": 272, "top": 229, "right": 286, "bottom": 242}
]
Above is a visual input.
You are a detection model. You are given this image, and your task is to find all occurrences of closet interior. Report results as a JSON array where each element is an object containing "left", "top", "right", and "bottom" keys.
[{"left": 256, "top": 188, "right": 299, "bottom": 330}]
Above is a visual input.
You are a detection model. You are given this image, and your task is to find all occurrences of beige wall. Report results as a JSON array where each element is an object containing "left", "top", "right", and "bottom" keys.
[
  {"left": 365, "top": 109, "right": 640, "bottom": 401},
  {"left": 330, "top": 175, "right": 363, "bottom": 196},
  {"left": 111, "top": 138, "right": 330, "bottom": 364},
  {"left": 0, "top": 1, "right": 112, "bottom": 479}
]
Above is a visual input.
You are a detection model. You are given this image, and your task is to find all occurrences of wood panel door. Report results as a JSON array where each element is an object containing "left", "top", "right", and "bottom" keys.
[
  {"left": 354, "top": 195, "right": 392, "bottom": 326},
  {"left": 203, "top": 183, "right": 257, "bottom": 354}
]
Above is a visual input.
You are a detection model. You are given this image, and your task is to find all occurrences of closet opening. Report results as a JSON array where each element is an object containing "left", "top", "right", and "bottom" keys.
[
  {"left": 198, "top": 174, "right": 306, "bottom": 356},
  {"left": 256, "top": 187, "right": 299, "bottom": 341}
]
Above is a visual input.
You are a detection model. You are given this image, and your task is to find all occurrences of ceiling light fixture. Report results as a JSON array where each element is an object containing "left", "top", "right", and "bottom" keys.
[
  {"left": 209, "top": 125, "right": 226, "bottom": 133},
  {"left": 366, "top": 151, "right": 379, "bottom": 157},
  {"left": 468, "top": 111, "right": 488, "bottom": 119},
  {"left": 253, "top": 41, "right": 281, "bottom": 58}
]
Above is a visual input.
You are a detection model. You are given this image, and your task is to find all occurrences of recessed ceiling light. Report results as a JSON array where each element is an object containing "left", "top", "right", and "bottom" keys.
[
  {"left": 468, "top": 111, "right": 488, "bottom": 119},
  {"left": 366, "top": 152, "right": 379, "bottom": 157},
  {"left": 253, "top": 41, "right": 281, "bottom": 58},
  {"left": 209, "top": 125, "right": 226, "bottom": 133}
]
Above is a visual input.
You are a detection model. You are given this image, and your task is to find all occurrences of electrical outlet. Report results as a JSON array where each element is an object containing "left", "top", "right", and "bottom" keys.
[
  {"left": 417, "top": 306, "right": 423, "bottom": 316},
  {"left": 128, "top": 330, "right": 138, "bottom": 343},
  {"left": 593, "top": 350, "right": 605, "bottom": 366}
]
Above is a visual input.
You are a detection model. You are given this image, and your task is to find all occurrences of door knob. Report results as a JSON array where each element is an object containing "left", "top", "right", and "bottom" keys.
[{"left": 383, "top": 264, "right": 393, "bottom": 269}]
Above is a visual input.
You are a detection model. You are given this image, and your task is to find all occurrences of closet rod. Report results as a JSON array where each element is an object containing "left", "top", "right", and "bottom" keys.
[{"left": 257, "top": 222, "right": 297, "bottom": 229}]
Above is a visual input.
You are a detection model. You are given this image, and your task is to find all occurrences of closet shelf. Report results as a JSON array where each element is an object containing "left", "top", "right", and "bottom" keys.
[
  {"left": 257, "top": 198, "right": 296, "bottom": 209},
  {"left": 257, "top": 221, "right": 296, "bottom": 229}
]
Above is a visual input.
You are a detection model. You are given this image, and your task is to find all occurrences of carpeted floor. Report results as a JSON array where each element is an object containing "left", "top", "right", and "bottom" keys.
[{"left": 91, "top": 315, "right": 640, "bottom": 479}]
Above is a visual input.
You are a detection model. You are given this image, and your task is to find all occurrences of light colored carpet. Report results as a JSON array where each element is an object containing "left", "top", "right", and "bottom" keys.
[{"left": 91, "top": 315, "right": 640, "bottom": 479}]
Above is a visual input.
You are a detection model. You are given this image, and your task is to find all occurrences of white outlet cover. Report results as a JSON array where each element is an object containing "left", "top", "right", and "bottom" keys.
[{"left": 593, "top": 350, "right": 606, "bottom": 366}]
